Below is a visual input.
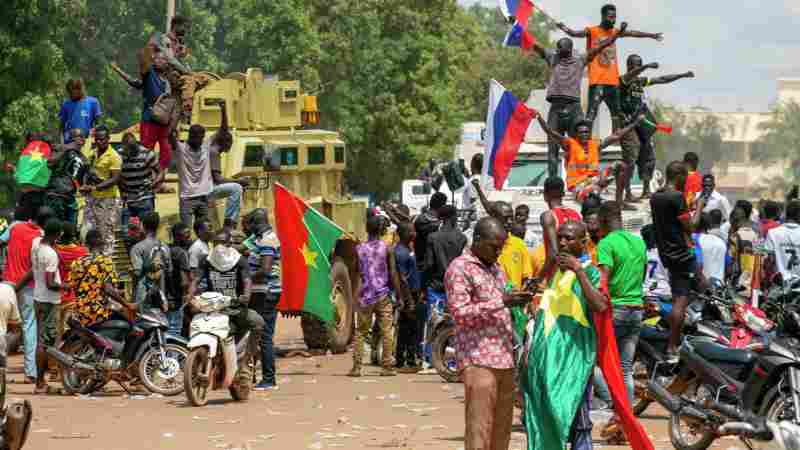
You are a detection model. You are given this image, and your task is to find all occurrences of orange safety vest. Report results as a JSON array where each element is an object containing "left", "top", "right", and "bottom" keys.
[{"left": 565, "top": 138, "right": 600, "bottom": 191}]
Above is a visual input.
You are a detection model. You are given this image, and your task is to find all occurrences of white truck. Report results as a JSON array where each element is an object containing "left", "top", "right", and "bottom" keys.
[{"left": 401, "top": 89, "right": 656, "bottom": 245}]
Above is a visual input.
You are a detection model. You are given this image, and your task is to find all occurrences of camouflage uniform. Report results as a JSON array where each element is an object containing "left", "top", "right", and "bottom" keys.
[{"left": 83, "top": 197, "right": 118, "bottom": 256}]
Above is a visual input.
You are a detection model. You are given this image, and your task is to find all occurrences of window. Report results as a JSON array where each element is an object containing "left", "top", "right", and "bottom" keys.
[
  {"left": 281, "top": 147, "right": 298, "bottom": 166},
  {"left": 334, "top": 146, "right": 345, "bottom": 164},
  {"left": 507, "top": 159, "right": 549, "bottom": 187},
  {"left": 412, "top": 184, "right": 432, "bottom": 196},
  {"left": 243, "top": 144, "right": 264, "bottom": 167},
  {"left": 308, "top": 146, "right": 326, "bottom": 165}
]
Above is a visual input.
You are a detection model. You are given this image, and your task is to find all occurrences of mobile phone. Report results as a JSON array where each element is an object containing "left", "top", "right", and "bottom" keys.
[{"left": 524, "top": 277, "right": 542, "bottom": 293}]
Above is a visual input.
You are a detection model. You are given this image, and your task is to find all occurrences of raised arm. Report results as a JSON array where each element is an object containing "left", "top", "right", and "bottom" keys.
[
  {"left": 532, "top": 41, "right": 549, "bottom": 60},
  {"left": 586, "top": 23, "right": 626, "bottom": 64},
  {"left": 650, "top": 71, "right": 695, "bottom": 86},
  {"left": 536, "top": 114, "right": 571, "bottom": 156},
  {"left": 621, "top": 62, "right": 659, "bottom": 85},
  {"left": 218, "top": 100, "right": 229, "bottom": 135},
  {"left": 110, "top": 62, "right": 143, "bottom": 90},
  {"left": 619, "top": 26, "right": 663, "bottom": 41},
  {"left": 470, "top": 178, "right": 496, "bottom": 217},
  {"left": 600, "top": 114, "right": 645, "bottom": 149},
  {"left": 555, "top": 22, "right": 588, "bottom": 38}
]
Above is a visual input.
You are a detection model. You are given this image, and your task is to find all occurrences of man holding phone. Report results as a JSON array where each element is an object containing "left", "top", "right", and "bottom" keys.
[{"left": 446, "top": 217, "right": 533, "bottom": 450}]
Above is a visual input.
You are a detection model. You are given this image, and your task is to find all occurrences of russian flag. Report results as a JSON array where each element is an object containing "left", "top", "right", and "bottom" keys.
[
  {"left": 500, "top": 0, "right": 536, "bottom": 50},
  {"left": 483, "top": 80, "right": 537, "bottom": 190}
]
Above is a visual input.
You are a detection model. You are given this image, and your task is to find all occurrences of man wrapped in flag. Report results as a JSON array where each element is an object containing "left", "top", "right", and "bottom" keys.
[
  {"left": 521, "top": 220, "right": 653, "bottom": 450},
  {"left": 619, "top": 54, "right": 695, "bottom": 199}
]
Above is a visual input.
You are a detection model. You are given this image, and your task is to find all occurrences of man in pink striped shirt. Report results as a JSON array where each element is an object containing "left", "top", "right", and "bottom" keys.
[{"left": 445, "top": 217, "right": 533, "bottom": 450}]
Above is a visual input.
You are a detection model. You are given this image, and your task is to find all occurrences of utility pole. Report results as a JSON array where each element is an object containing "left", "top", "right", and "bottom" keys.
[{"left": 166, "top": 0, "right": 176, "bottom": 33}]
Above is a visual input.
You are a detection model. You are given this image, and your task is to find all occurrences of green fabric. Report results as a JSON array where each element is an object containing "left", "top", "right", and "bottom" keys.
[
  {"left": 596, "top": 230, "right": 646, "bottom": 306},
  {"left": 523, "top": 264, "right": 598, "bottom": 450},
  {"left": 16, "top": 148, "right": 51, "bottom": 188},
  {"left": 301, "top": 207, "right": 344, "bottom": 323}
]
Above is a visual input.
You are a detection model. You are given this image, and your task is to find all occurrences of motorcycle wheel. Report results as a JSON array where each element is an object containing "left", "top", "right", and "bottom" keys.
[
  {"left": 229, "top": 355, "right": 252, "bottom": 402},
  {"left": 184, "top": 347, "right": 210, "bottom": 407},
  {"left": 431, "top": 326, "right": 460, "bottom": 383},
  {"left": 668, "top": 383, "right": 716, "bottom": 450},
  {"left": 761, "top": 384, "right": 797, "bottom": 423},
  {"left": 138, "top": 344, "right": 188, "bottom": 396},
  {"left": 61, "top": 341, "right": 102, "bottom": 395}
]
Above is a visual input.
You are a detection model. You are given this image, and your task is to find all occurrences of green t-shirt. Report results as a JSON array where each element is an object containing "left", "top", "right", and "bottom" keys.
[{"left": 597, "top": 230, "right": 646, "bottom": 306}]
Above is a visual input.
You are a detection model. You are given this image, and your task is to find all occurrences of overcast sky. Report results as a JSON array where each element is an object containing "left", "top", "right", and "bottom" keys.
[{"left": 460, "top": 0, "right": 800, "bottom": 112}]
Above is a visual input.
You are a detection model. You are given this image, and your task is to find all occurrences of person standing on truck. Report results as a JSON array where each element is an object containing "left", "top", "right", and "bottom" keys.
[
  {"left": 555, "top": 4, "right": 664, "bottom": 130},
  {"left": 463, "top": 154, "right": 492, "bottom": 218},
  {"left": 46, "top": 128, "right": 88, "bottom": 225},
  {"left": 168, "top": 115, "right": 217, "bottom": 231},
  {"left": 58, "top": 79, "right": 102, "bottom": 145},
  {"left": 530, "top": 26, "right": 625, "bottom": 177},
  {"left": 207, "top": 100, "right": 250, "bottom": 230},
  {"left": 119, "top": 132, "right": 163, "bottom": 229},
  {"left": 535, "top": 114, "right": 644, "bottom": 211},
  {"left": 619, "top": 55, "right": 694, "bottom": 200}
]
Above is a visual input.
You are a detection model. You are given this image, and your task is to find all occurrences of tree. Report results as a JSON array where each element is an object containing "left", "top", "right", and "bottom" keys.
[
  {"left": 654, "top": 104, "right": 724, "bottom": 173},
  {"left": 756, "top": 101, "right": 800, "bottom": 182}
]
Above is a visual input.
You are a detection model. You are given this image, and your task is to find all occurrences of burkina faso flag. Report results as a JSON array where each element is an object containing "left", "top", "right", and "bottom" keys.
[
  {"left": 273, "top": 183, "right": 344, "bottom": 324},
  {"left": 15, "top": 140, "right": 51, "bottom": 188}
]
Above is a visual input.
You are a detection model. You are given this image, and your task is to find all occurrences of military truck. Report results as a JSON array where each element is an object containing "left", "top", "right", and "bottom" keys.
[{"left": 111, "top": 68, "right": 365, "bottom": 353}]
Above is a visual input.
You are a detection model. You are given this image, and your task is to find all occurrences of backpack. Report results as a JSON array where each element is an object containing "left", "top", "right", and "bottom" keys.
[{"left": 139, "top": 243, "right": 171, "bottom": 311}]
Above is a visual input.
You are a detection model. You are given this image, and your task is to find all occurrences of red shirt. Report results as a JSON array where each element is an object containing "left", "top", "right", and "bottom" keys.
[
  {"left": 2, "top": 222, "right": 42, "bottom": 287},
  {"left": 684, "top": 171, "right": 702, "bottom": 206},
  {"left": 56, "top": 244, "right": 89, "bottom": 303}
]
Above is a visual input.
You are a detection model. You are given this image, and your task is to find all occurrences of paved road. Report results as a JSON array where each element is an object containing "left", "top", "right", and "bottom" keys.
[{"left": 10, "top": 317, "right": 749, "bottom": 450}]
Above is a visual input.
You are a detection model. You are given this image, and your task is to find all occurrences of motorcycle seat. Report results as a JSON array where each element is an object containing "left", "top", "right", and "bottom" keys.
[
  {"left": 693, "top": 340, "right": 756, "bottom": 365},
  {"left": 89, "top": 320, "right": 132, "bottom": 341}
]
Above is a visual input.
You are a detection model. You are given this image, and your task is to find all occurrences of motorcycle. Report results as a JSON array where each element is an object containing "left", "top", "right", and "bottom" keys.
[
  {"left": 633, "top": 283, "right": 773, "bottom": 416},
  {"left": 47, "top": 305, "right": 188, "bottom": 396},
  {"left": 647, "top": 335, "right": 800, "bottom": 450},
  {"left": 183, "top": 293, "right": 255, "bottom": 407}
]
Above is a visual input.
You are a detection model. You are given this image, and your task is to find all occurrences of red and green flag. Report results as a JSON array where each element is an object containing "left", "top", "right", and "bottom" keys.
[
  {"left": 15, "top": 140, "right": 51, "bottom": 188},
  {"left": 273, "top": 183, "right": 344, "bottom": 324}
]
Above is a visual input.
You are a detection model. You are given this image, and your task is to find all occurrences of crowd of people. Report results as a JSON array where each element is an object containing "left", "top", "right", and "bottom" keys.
[{"left": 0, "top": 15, "right": 278, "bottom": 395}]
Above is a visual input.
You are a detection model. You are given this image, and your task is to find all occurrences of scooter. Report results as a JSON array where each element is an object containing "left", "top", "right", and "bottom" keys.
[
  {"left": 183, "top": 293, "right": 255, "bottom": 407},
  {"left": 47, "top": 306, "right": 188, "bottom": 396},
  {"left": 647, "top": 335, "right": 800, "bottom": 450}
]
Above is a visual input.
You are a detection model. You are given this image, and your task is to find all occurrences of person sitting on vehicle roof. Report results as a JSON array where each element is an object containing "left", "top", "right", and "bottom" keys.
[{"left": 535, "top": 113, "right": 644, "bottom": 211}]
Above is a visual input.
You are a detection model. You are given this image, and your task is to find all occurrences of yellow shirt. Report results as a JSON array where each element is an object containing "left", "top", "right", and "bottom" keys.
[
  {"left": 499, "top": 235, "right": 533, "bottom": 289},
  {"left": 84, "top": 146, "right": 122, "bottom": 199},
  {"left": 530, "top": 244, "right": 546, "bottom": 279}
]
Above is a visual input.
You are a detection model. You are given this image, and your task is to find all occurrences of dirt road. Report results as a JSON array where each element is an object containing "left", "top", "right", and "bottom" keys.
[{"left": 11, "top": 317, "right": 749, "bottom": 450}]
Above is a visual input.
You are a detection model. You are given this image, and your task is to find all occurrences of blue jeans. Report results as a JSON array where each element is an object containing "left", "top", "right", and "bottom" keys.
[
  {"left": 594, "top": 306, "right": 643, "bottom": 405},
  {"left": 258, "top": 297, "right": 278, "bottom": 385},
  {"left": 166, "top": 309, "right": 184, "bottom": 337},
  {"left": 19, "top": 287, "right": 37, "bottom": 378},
  {"left": 570, "top": 380, "right": 594, "bottom": 450},
  {"left": 121, "top": 198, "right": 156, "bottom": 229},
  {"left": 212, "top": 182, "right": 242, "bottom": 222}
]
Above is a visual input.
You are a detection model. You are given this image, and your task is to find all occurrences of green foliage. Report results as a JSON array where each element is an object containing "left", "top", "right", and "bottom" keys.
[
  {"left": 757, "top": 101, "right": 800, "bottom": 181},
  {"left": 0, "top": 0, "right": 552, "bottom": 201},
  {"left": 654, "top": 104, "right": 725, "bottom": 173}
]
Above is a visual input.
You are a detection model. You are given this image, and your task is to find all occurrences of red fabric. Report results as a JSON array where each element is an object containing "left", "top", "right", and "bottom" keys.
[
  {"left": 656, "top": 124, "right": 673, "bottom": 134},
  {"left": 140, "top": 121, "right": 173, "bottom": 170},
  {"left": 551, "top": 207, "right": 581, "bottom": 227},
  {"left": 517, "top": 1, "right": 536, "bottom": 50},
  {"left": 594, "top": 303, "right": 655, "bottom": 450},
  {"left": 760, "top": 219, "right": 780, "bottom": 239},
  {"left": 2, "top": 222, "right": 42, "bottom": 287},
  {"left": 56, "top": 244, "right": 89, "bottom": 304},
  {"left": 273, "top": 183, "right": 310, "bottom": 313},
  {"left": 684, "top": 171, "right": 702, "bottom": 195},
  {"left": 493, "top": 103, "right": 537, "bottom": 189}
]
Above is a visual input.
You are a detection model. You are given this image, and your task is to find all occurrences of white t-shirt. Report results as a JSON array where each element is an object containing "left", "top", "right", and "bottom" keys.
[
  {"left": 698, "top": 233, "right": 727, "bottom": 282},
  {"left": 765, "top": 223, "right": 800, "bottom": 280},
  {"left": 702, "top": 191, "right": 732, "bottom": 220},
  {"left": 643, "top": 248, "right": 671, "bottom": 298},
  {"left": 0, "top": 283, "right": 20, "bottom": 335},
  {"left": 31, "top": 238, "right": 61, "bottom": 304},
  {"left": 188, "top": 239, "right": 210, "bottom": 270}
]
